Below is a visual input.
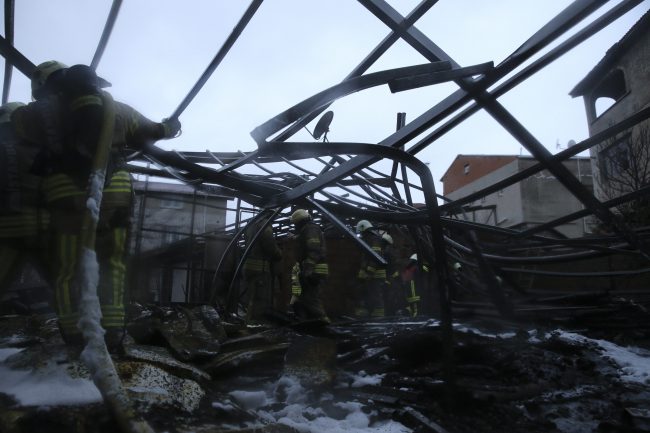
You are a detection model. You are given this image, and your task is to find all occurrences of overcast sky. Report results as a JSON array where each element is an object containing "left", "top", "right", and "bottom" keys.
[{"left": 3, "top": 1, "right": 648, "bottom": 200}]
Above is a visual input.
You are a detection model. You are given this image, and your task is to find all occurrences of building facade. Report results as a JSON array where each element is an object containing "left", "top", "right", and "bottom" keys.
[
  {"left": 442, "top": 155, "right": 593, "bottom": 238},
  {"left": 570, "top": 11, "right": 650, "bottom": 202}
]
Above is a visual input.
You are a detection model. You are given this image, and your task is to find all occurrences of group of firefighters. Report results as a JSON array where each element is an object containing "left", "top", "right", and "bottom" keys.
[
  {"left": 0, "top": 60, "right": 180, "bottom": 351},
  {"left": 243, "top": 209, "right": 431, "bottom": 324},
  {"left": 0, "top": 60, "right": 434, "bottom": 351}
]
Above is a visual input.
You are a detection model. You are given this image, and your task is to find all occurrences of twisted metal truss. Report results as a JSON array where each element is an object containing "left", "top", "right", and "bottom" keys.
[{"left": 2, "top": 0, "right": 650, "bottom": 313}]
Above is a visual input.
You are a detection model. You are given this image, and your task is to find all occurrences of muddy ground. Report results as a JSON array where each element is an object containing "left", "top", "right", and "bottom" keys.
[{"left": 1, "top": 309, "right": 649, "bottom": 433}]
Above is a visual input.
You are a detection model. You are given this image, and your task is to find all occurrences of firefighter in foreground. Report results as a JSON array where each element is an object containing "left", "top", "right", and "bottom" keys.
[
  {"left": 242, "top": 216, "right": 282, "bottom": 323},
  {"left": 12, "top": 60, "right": 181, "bottom": 350},
  {"left": 355, "top": 220, "right": 386, "bottom": 317},
  {"left": 289, "top": 209, "right": 329, "bottom": 322}
]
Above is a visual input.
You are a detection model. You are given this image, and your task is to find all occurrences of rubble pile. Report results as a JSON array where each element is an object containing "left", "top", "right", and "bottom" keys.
[{"left": 1, "top": 308, "right": 649, "bottom": 433}]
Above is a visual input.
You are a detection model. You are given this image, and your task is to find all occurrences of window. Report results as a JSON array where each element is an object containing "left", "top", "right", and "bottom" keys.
[
  {"left": 160, "top": 198, "right": 183, "bottom": 209},
  {"left": 599, "top": 136, "right": 631, "bottom": 182},
  {"left": 463, "top": 163, "right": 470, "bottom": 175}
]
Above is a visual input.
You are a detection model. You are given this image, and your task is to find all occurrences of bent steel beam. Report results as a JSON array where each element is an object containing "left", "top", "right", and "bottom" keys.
[
  {"left": 90, "top": 0, "right": 122, "bottom": 70},
  {"left": 252, "top": 0, "right": 611, "bottom": 208},
  {"left": 2, "top": 0, "right": 15, "bottom": 104},
  {"left": 406, "top": 0, "right": 642, "bottom": 156},
  {"left": 258, "top": 140, "right": 454, "bottom": 383},
  {"left": 0, "top": 33, "right": 34, "bottom": 77},
  {"left": 440, "top": 106, "right": 650, "bottom": 213},
  {"left": 170, "top": 0, "right": 264, "bottom": 121},
  {"left": 250, "top": 61, "right": 451, "bottom": 145},
  {"left": 364, "top": 0, "right": 648, "bottom": 257},
  {"left": 275, "top": 0, "right": 439, "bottom": 144}
]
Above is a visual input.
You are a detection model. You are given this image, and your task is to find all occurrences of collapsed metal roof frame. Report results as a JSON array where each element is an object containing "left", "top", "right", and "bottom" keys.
[{"left": 2, "top": 0, "right": 649, "bottom": 391}]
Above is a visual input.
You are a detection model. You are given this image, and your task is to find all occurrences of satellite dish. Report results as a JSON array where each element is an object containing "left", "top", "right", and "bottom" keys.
[
  {"left": 567, "top": 139, "right": 577, "bottom": 148},
  {"left": 313, "top": 111, "right": 334, "bottom": 140}
]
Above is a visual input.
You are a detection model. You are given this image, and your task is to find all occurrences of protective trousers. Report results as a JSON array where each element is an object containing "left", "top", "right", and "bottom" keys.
[
  {"left": 0, "top": 208, "right": 50, "bottom": 288},
  {"left": 43, "top": 170, "right": 131, "bottom": 340},
  {"left": 356, "top": 267, "right": 386, "bottom": 318},
  {"left": 243, "top": 268, "right": 273, "bottom": 322},
  {"left": 295, "top": 273, "right": 329, "bottom": 322}
]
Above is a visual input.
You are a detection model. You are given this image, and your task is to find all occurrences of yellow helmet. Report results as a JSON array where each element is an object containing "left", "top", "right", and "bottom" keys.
[
  {"left": 0, "top": 101, "right": 25, "bottom": 123},
  {"left": 31, "top": 60, "right": 67, "bottom": 100},
  {"left": 290, "top": 209, "right": 310, "bottom": 224}
]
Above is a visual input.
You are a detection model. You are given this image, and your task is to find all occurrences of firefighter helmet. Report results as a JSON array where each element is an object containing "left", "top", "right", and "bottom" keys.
[
  {"left": 381, "top": 232, "right": 393, "bottom": 245},
  {"left": 410, "top": 253, "right": 418, "bottom": 261},
  {"left": 0, "top": 101, "right": 25, "bottom": 123},
  {"left": 31, "top": 60, "right": 68, "bottom": 100},
  {"left": 356, "top": 219, "right": 373, "bottom": 234},
  {"left": 290, "top": 209, "right": 310, "bottom": 224}
]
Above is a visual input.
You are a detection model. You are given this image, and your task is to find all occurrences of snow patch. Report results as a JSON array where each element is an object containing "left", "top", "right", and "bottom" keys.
[
  {"left": 350, "top": 370, "right": 384, "bottom": 388},
  {"left": 454, "top": 323, "right": 517, "bottom": 339},
  {"left": 229, "top": 389, "right": 269, "bottom": 410},
  {"left": 0, "top": 347, "right": 23, "bottom": 362},
  {"left": 556, "top": 331, "right": 650, "bottom": 384},
  {"left": 217, "top": 373, "right": 412, "bottom": 433},
  {"left": 0, "top": 362, "right": 101, "bottom": 406}
]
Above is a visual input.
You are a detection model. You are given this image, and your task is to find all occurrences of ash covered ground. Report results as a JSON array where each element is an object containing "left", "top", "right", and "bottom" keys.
[{"left": 1, "top": 308, "right": 649, "bottom": 433}]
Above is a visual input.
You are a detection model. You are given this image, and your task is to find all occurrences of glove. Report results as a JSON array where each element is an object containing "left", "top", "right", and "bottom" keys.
[
  {"left": 162, "top": 117, "right": 182, "bottom": 138},
  {"left": 289, "top": 295, "right": 299, "bottom": 305}
]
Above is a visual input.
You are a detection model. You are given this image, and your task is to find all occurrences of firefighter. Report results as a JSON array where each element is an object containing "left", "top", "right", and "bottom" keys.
[
  {"left": 355, "top": 220, "right": 386, "bottom": 318},
  {"left": 12, "top": 61, "right": 181, "bottom": 349},
  {"left": 380, "top": 231, "right": 402, "bottom": 316},
  {"left": 401, "top": 253, "right": 430, "bottom": 317},
  {"left": 289, "top": 209, "right": 329, "bottom": 322},
  {"left": 242, "top": 216, "right": 282, "bottom": 323},
  {"left": 0, "top": 101, "right": 51, "bottom": 293}
]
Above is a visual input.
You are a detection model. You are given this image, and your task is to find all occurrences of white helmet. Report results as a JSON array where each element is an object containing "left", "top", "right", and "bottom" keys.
[
  {"left": 356, "top": 219, "right": 373, "bottom": 234},
  {"left": 290, "top": 209, "right": 310, "bottom": 224},
  {"left": 381, "top": 233, "right": 393, "bottom": 245},
  {"left": 410, "top": 254, "right": 417, "bottom": 261}
]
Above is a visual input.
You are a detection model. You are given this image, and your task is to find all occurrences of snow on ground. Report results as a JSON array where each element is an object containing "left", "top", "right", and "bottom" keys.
[
  {"left": 0, "top": 359, "right": 102, "bottom": 406},
  {"left": 1, "top": 347, "right": 103, "bottom": 406},
  {"left": 349, "top": 370, "right": 384, "bottom": 388},
  {"left": 225, "top": 373, "right": 413, "bottom": 433},
  {"left": 556, "top": 331, "right": 650, "bottom": 385},
  {"left": 0, "top": 347, "right": 23, "bottom": 362},
  {"left": 453, "top": 323, "right": 518, "bottom": 339}
]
